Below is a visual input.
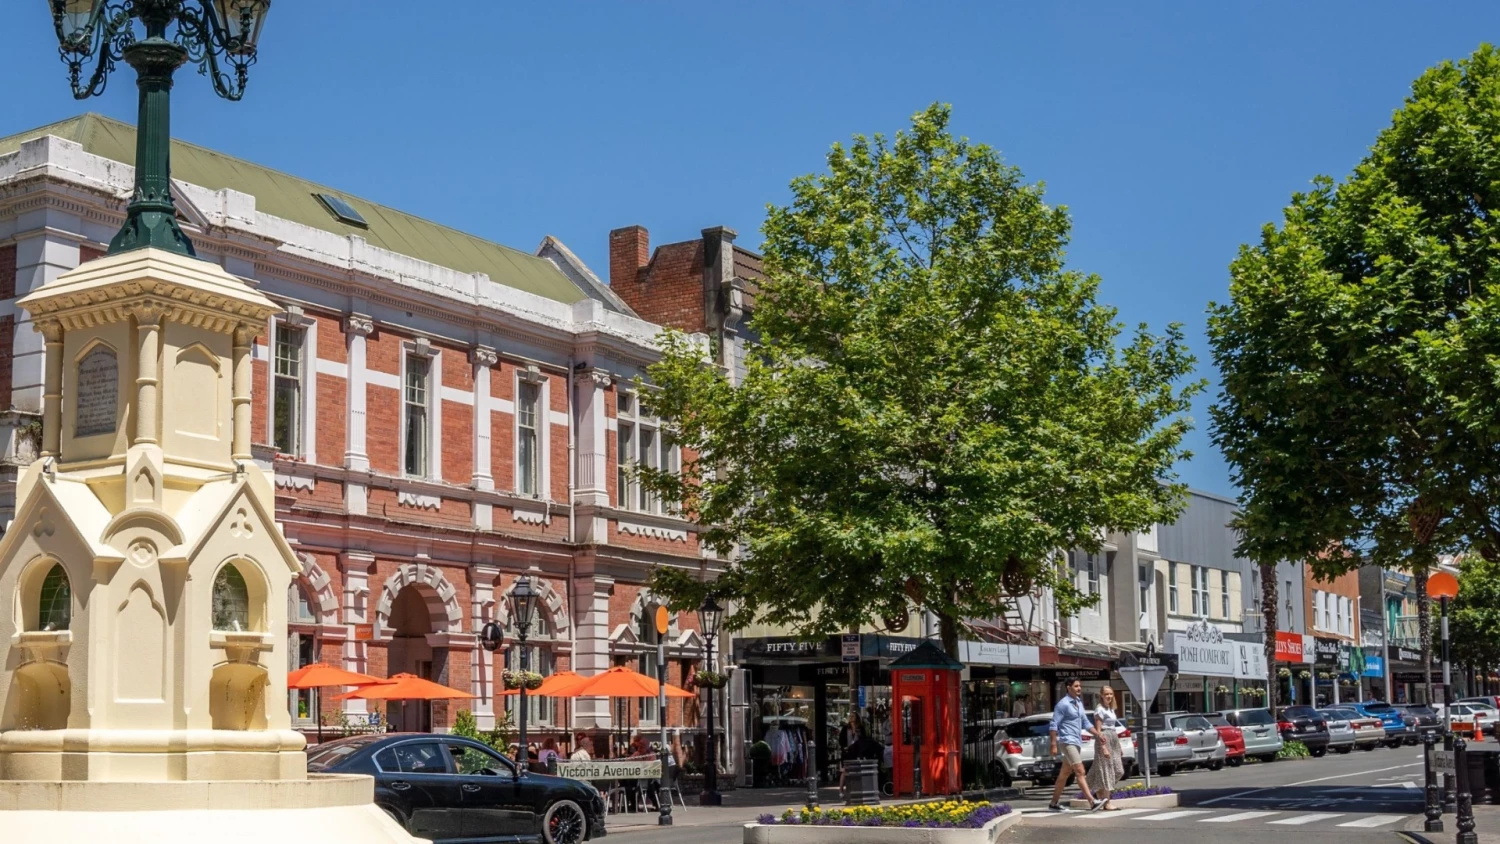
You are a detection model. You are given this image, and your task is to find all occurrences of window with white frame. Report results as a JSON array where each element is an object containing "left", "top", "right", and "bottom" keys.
[
  {"left": 1221, "top": 570, "right": 1230, "bottom": 619},
  {"left": 636, "top": 607, "right": 664, "bottom": 724},
  {"left": 1168, "top": 562, "right": 1179, "bottom": 614},
  {"left": 1085, "top": 553, "right": 1100, "bottom": 596},
  {"left": 403, "top": 355, "right": 431, "bottom": 477},
  {"left": 1138, "top": 564, "right": 1151, "bottom": 616},
  {"left": 287, "top": 582, "right": 318, "bottom": 724},
  {"left": 615, "top": 389, "right": 680, "bottom": 514},
  {"left": 1188, "top": 565, "right": 1210, "bottom": 617},
  {"left": 503, "top": 612, "right": 554, "bottom": 727},
  {"left": 272, "top": 325, "right": 306, "bottom": 456},
  {"left": 517, "top": 380, "right": 541, "bottom": 496}
]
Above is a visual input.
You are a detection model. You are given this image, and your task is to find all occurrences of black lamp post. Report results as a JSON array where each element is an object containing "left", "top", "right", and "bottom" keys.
[
  {"left": 697, "top": 595, "right": 724, "bottom": 806},
  {"left": 47, "top": 0, "right": 270, "bottom": 258},
  {"left": 507, "top": 576, "right": 538, "bottom": 769}
]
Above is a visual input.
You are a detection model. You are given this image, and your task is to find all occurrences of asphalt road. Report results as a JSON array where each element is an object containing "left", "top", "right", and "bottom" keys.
[
  {"left": 611, "top": 747, "right": 1432, "bottom": 844},
  {"left": 1012, "top": 746, "right": 1427, "bottom": 843}
]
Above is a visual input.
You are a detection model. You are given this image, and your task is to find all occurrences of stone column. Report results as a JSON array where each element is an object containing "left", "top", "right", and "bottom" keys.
[
  {"left": 133, "top": 305, "right": 165, "bottom": 446},
  {"left": 575, "top": 369, "right": 611, "bottom": 507},
  {"left": 470, "top": 347, "right": 497, "bottom": 530},
  {"left": 11, "top": 232, "right": 78, "bottom": 413},
  {"left": 38, "top": 321, "right": 63, "bottom": 458},
  {"left": 231, "top": 323, "right": 254, "bottom": 461},
  {"left": 343, "top": 315, "right": 374, "bottom": 514},
  {"left": 469, "top": 563, "right": 501, "bottom": 729},
  {"left": 340, "top": 551, "right": 378, "bottom": 715},
  {"left": 571, "top": 572, "right": 615, "bottom": 729}
]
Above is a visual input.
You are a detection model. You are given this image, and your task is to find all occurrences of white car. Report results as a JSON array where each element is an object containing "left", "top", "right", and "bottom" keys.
[
  {"left": 1447, "top": 703, "right": 1497, "bottom": 736},
  {"left": 985, "top": 714, "right": 1136, "bottom": 786}
]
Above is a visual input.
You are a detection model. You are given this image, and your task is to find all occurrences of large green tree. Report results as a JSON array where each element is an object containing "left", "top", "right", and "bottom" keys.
[
  {"left": 1209, "top": 45, "right": 1500, "bottom": 703},
  {"left": 640, "top": 104, "right": 1201, "bottom": 656},
  {"left": 1451, "top": 554, "right": 1500, "bottom": 678}
]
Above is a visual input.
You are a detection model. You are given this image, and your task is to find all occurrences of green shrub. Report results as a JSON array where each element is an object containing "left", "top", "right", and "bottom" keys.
[{"left": 1278, "top": 739, "right": 1311, "bottom": 759}]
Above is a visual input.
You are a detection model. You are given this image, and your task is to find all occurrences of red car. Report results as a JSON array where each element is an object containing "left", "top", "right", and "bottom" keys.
[{"left": 1205, "top": 712, "right": 1246, "bottom": 766}]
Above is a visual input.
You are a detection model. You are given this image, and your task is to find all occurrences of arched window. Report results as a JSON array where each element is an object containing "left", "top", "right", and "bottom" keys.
[
  {"left": 288, "top": 581, "right": 316, "bottom": 624},
  {"left": 36, "top": 564, "right": 70, "bottom": 632},
  {"left": 212, "top": 564, "right": 251, "bottom": 631},
  {"left": 504, "top": 609, "right": 555, "bottom": 727}
]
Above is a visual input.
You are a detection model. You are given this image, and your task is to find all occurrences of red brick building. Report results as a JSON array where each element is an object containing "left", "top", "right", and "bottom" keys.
[{"left": 0, "top": 116, "right": 723, "bottom": 757}]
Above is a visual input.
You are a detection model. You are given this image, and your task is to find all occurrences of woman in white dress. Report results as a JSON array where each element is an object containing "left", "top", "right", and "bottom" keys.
[{"left": 1085, "top": 687, "right": 1125, "bottom": 810}]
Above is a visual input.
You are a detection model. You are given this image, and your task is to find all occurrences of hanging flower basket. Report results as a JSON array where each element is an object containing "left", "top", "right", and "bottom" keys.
[
  {"left": 1317, "top": 671, "right": 1332, "bottom": 680},
  {"left": 695, "top": 670, "right": 729, "bottom": 690},
  {"left": 1277, "top": 667, "right": 1291, "bottom": 678},
  {"left": 1214, "top": 686, "right": 1231, "bottom": 695},
  {"left": 1245, "top": 687, "right": 1266, "bottom": 698},
  {"left": 502, "top": 670, "right": 545, "bottom": 691},
  {"left": 1297, "top": 670, "right": 1311, "bottom": 680}
]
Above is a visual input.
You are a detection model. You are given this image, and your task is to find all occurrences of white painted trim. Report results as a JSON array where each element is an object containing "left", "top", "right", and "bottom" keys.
[
  {"left": 365, "top": 369, "right": 399, "bottom": 390},
  {"left": 315, "top": 358, "right": 347, "bottom": 379},
  {"left": 492, "top": 397, "right": 515, "bottom": 415},
  {"left": 441, "top": 386, "right": 473, "bottom": 406},
  {"left": 548, "top": 409, "right": 569, "bottom": 427}
]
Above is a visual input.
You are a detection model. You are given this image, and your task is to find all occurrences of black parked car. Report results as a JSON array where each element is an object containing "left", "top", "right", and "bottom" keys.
[
  {"left": 307, "top": 733, "right": 606, "bottom": 844},
  {"left": 1277, "top": 705, "right": 1331, "bottom": 756},
  {"left": 1396, "top": 704, "right": 1443, "bottom": 738}
]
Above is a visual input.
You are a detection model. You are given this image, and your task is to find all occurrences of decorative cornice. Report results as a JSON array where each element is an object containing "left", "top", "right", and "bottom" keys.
[
  {"left": 518, "top": 364, "right": 545, "bottom": 385},
  {"left": 404, "top": 337, "right": 440, "bottom": 360},
  {"left": 588, "top": 369, "right": 613, "bottom": 388},
  {"left": 616, "top": 518, "right": 688, "bottom": 543}
]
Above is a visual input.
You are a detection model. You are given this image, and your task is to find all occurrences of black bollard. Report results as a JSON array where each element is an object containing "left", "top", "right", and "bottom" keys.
[
  {"left": 1446, "top": 731, "right": 1458, "bottom": 810},
  {"left": 1425, "top": 731, "right": 1444, "bottom": 833},
  {"left": 806, "top": 737, "right": 819, "bottom": 809},
  {"left": 1456, "top": 737, "right": 1478, "bottom": 844},
  {"left": 658, "top": 746, "right": 673, "bottom": 826}
]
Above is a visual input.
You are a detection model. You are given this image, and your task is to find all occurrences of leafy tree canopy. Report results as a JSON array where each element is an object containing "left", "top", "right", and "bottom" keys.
[
  {"left": 1210, "top": 44, "right": 1500, "bottom": 579},
  {"left": 642, "top": 104, "right": 1201, "bottom": 654},
  {"left": 1451, "top": 554, "right": 1500, "bottom": 671}
]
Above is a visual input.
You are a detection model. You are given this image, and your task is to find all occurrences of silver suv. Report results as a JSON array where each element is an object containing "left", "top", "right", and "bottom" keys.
[{"left": 1217, "top": 707, "right": 1284, "bottom": 762}]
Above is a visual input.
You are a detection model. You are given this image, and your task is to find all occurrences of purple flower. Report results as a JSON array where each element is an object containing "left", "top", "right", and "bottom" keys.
[{"left": 757, "top": 814, "right": 776, "bottom": 825}]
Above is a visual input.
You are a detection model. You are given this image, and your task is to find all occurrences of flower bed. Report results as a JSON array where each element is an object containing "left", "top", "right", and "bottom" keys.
[{"left": 758, "top": 801, "right": 1010, "bottom": 829}]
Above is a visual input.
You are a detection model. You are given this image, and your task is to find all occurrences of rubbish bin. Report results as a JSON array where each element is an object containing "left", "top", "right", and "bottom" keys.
[{"left": 843, "top": 759, "right": 881, "bottom": 806}]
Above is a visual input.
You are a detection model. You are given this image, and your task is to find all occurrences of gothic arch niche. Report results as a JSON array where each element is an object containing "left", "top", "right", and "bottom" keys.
[
  {"left": 208, "top": 558, "right": 272, "bottom": 730},
  {"left": 293, "top": 554, "right": 339, "bottom": 625},
  {"left": 73, "top": 339, "right": 119, "bottom": 439},
  {"left": 171, "top": 342, "right": 223, "bottom": 440},
  {"left": 4, "top": 557, "right": 75, "bottom": 731}
]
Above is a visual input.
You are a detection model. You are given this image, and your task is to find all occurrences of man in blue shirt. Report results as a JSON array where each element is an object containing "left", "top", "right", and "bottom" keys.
[{"left": 1048, "top": 678, "right": 1105, "bottom": 812}]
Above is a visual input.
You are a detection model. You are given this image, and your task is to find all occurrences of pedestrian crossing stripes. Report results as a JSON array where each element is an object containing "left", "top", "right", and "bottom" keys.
[
  {"left": 1202, "top": 811, "right": 1279, "bottom": 822},
  {"left": 1268, "top": 812, "right": 1344, "bottom": 825},
  {"left": 1036, "top": 808, "right": 1409, "bottom": 829}
]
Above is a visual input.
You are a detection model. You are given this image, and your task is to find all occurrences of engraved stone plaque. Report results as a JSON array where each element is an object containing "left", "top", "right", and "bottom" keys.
[{"left": 75, "top": 346, "right": 118, "bottom": 437}]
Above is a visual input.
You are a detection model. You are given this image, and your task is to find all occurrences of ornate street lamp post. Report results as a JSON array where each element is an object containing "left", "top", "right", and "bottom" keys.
[
  {"left": 507, "top": 576, "right": 538, "bottom": 768},
  {"left": 697, "top": 595, "right": 724, "bottom": 806},
  {"left": 46, "top": 0, "right": 271, "bottom": 257}
]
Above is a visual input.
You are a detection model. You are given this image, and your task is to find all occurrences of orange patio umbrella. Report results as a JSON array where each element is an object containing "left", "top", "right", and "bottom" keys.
[
  {"left": 333, "top": 673, "right": 476, "bottom": 702},
  {"left": 559, "top": 666, "right": 695, "bottom": 699},
  {"left": 287, "top": 663, "right": 388, "bottom": 742},
  {"left": 334, "top": 673, "right": 476, "bottom": 736}
]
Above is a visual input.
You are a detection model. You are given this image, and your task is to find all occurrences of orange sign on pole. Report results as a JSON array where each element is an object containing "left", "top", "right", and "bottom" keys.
[
  {"left": 654, "top": 606, "right": 670, "bottom": 636},
  {"left": 1427, "top": 571, "right": 1459, "bottom": 600}
]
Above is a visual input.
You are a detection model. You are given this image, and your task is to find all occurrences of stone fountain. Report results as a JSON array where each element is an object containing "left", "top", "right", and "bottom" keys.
[{"left": 0, "top": 247, "right": 421, "bottom": 842}]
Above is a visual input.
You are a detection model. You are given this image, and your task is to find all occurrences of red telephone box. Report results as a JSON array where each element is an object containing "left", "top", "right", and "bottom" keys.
[{"left": 891, "top": 641, "right": 963, "bottom": 796}]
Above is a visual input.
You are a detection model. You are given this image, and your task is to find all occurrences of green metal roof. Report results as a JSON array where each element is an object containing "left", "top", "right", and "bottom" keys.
[{"left": 0, "top": 114, "right": 588, "bottom": 305}]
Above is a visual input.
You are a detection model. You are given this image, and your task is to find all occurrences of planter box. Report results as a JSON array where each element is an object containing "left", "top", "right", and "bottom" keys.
[
  {"left": 1067, "top": 792, "right": 1178, "bottom": 811},
  {"left": 743, "top": 811, "right": 1021, "bottom": 844}
]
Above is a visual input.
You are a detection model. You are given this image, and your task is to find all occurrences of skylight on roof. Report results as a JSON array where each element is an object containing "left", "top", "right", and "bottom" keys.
[{"left": 315, "top": 193, "right": 368, "bottom": 228}]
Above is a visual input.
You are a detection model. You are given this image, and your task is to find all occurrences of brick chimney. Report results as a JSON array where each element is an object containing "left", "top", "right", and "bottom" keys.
[{"left": 609, "top": 225, "right": 650, "bottom": 288}]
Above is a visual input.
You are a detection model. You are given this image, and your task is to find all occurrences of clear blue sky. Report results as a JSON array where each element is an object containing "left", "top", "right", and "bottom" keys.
[{"left": 5, "top": 2, "right": 1498, "bottom": 499}]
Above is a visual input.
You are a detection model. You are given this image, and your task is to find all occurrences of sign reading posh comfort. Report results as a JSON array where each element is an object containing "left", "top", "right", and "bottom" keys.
[
  {"left": 1166, "top": 620, "right": 1267, "bottom": 680},
  {"left": 555, "top": 759, "right": 662, "bottom": 780}
]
